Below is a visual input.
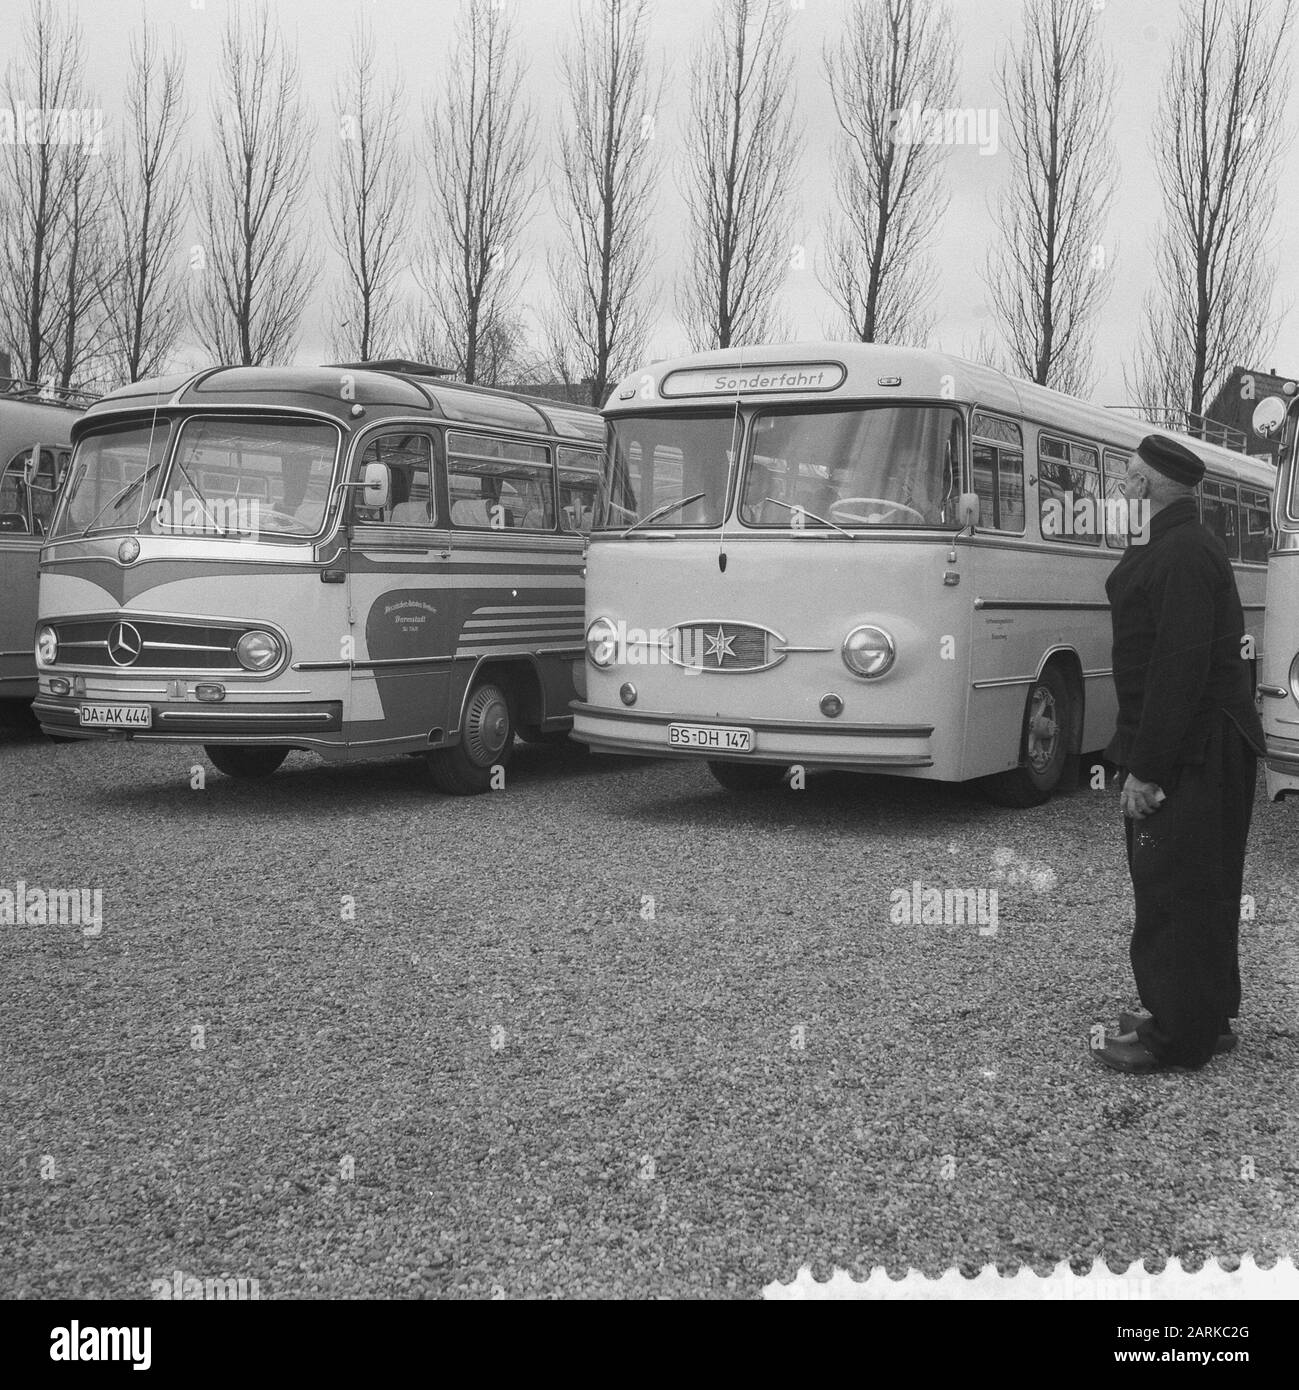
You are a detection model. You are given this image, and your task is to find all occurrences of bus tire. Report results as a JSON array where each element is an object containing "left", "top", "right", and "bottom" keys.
[
  {"left": 428, "top": 680, "right": 515, "bottom": 795},
  {"left": 205, "top": 745, "right": 290, "bottom": 779},
  {"left": 707, "top": 760, "right": 789, "bottom": 792},
  {"left": 978, "top": 665, "right": 1074, "bottom": 808}
]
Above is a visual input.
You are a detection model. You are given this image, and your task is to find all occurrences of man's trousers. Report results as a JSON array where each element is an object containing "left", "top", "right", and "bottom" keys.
[{"left": 1124, "top": 714, "right": 1258, "bottom": 1068}]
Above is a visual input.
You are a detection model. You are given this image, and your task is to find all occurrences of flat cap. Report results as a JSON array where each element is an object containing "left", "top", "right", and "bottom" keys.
[{"left": 1136, "top": 433, "right": 1205, "bottom": 485}]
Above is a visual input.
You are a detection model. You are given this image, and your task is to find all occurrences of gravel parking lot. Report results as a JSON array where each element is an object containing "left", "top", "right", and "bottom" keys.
[{"left": 2, "top": 713, "right": 1296, "bottom": 1298}]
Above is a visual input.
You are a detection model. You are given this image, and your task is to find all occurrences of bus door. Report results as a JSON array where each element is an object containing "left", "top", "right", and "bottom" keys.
[{"left": 344, "top": 427, "right": 454, "bottom": 745}]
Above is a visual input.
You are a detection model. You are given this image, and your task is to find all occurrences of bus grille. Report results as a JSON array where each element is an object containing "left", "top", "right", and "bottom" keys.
[
  {"left": 668, "top": 622, "right": 775, "bottom": 672},
  {"left": 52, "top": 619, "right": 245, "bottom": 670}
]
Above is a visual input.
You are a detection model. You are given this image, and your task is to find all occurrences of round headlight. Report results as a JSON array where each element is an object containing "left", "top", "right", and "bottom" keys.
[
  {"left": 585, "top": 616, "right": 619, "bottom": 668},
  {"left": 842, "top": 625, "right": 896, "bottom": 679},
  {"left": 35, "top": 624, "right": 58, "bottom": 667},
  {"left": 1290, "top": 651, "right": 1299, "bottom": 704},
  {"left": 236, "top": 629, "right": 282, "bottom": 671}
]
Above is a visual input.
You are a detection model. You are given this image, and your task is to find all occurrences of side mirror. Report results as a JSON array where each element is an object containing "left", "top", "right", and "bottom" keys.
[
  {"left": 1251, "top": 396, "right": 1287, "bottom": 439},
  {"left": 958, "top": 491, "right": 980, "bottom": 529},
  {"left": 361, "top": 461, "right": 391, "bottom": 510},
  {"left": 23, "top": 445, "right": 46, "bottom": 487}
]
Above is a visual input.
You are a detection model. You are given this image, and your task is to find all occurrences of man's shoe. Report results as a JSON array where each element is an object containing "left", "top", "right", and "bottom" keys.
[
  {"left": 1117, "top": 1010, "right": 1237, "bottom": 1054},
  {"left": 1091, "top": 1035, "right": 1193, "bottom": 1073}
]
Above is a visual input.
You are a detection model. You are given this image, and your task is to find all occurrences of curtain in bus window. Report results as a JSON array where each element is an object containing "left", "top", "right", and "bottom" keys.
[{"left": 740, "top": 406, "right": 962, "bottom": 527}]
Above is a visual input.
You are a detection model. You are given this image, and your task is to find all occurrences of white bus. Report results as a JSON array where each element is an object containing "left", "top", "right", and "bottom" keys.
[
  {"left": 572, "top": 343, "right": 1273, "bottom": 805},
  {"left": 33, "top": 364, "right": 603, "bottom": 791},
  {"left": 0, "top": 380, "right": 94, "bottom": 705},
  {"left": 1251, "top": 386, "right": 1299, "bottom": 800}
]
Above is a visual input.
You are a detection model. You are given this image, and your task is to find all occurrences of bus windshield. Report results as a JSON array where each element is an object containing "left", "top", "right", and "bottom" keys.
[
  {"left": 55, "top": 417, "right": 339, "bottom": 540},
  {"left": 601, "top": 411, "right": 740, "bottom": 529},
  {"left": 54, "top": 421, "right": 174, "bottom": 537},
  {"left": 740, "top": 405, "right": 964, "bottom": 529}
]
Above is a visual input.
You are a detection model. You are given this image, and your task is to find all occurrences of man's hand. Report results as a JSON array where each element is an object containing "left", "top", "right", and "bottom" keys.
[{"left": 1121, "top": 774, "right": 1165, "bottom": 820}]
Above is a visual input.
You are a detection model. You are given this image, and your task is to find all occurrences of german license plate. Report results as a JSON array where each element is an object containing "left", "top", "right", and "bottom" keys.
[
  {"left": 79, "top": 703, "right": 152, "bottom": 728},
  {"left": 668, "top": 723, "right": 753, "bottom": 752}
]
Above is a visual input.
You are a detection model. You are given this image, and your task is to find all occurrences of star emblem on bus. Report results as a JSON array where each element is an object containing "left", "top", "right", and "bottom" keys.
[{"left": 704, "top": 626, "right": 737, "bottom": 666}]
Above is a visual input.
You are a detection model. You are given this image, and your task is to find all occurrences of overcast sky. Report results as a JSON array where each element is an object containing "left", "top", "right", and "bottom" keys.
[{"left": 17, "top": 0, "right": 1299, "bottom": 404}]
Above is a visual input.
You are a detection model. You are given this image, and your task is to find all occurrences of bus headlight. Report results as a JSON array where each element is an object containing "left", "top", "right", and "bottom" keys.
[
  {"left": 842, "top": 625, "right": 896, "bottom": 679},
  {"left": 586, "top": 616, "right": 619, "bottom": 668},
  {"left": 236, "top": 629, "right": 282, "bottom": 671},
  {"left": 35, "top": 625, "right": 58, "bottom": 667},
  {"left": 1290, "top": 652, "right": 1299, "bottom": 704}
]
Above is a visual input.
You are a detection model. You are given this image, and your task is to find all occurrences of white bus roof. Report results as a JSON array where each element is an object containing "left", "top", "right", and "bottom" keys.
[{"left": 606, "top": 342, "right": 1276, "bottom": 488}]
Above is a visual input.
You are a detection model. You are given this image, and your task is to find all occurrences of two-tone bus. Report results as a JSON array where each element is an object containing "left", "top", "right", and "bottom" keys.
[
  {"left": 1252, "top": 386, "right": 1299, "bottom": 800},
  {"left": 1, "top": 380, "right": 95, "bottom": 706},
  {"left": 571, "top": 343, "right": 1274, "bottom": 806},
  {"left": 33, "top": 365, "right": 603, "bottom": 791}
]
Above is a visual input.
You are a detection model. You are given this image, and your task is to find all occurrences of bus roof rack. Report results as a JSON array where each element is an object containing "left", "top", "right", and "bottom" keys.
[
  {"left": 1103, "top": 405, "right": 1249, "bottom": 454},
  {"left": 1, "top": 377, "right": 100, "bottom": 408}
]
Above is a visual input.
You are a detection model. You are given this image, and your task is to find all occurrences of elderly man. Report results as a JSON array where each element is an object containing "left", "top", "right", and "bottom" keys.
[{"left": 1093, "top": 434, "right": 1266, "bottom": 1074}]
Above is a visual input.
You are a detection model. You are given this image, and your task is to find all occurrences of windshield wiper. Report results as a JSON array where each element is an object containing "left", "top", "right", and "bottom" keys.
[
  {"left": 760, "top": 497, "right": 854, "bottom": 538},
  {"left": 620, "top": 491, "right": 707, "bottom": 537},
  {"left": 78, "top": 459, "right": 166, "bottom": 536}
]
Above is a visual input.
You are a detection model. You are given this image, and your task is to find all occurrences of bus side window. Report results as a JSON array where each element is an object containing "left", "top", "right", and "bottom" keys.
[
  {"left": 1103, "top": 451, "right": 1129, "bottom": 549},
  {"left": 355, "top": 433, "right": 435, "bottom": 526},
  {"left": 0, "top": 452, "right": 32, "bottom": 533},
  {"left": 1240, "top": 487, "right": 1271, "bottom": 563},
  {"left": 1200, "top": 479, "right": 1239, "bottom": 559}
]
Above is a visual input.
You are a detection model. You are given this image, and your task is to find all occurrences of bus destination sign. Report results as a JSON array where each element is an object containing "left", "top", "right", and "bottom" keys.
[{"left": 659, "top": 362, "right": 847, "bottom": 398}]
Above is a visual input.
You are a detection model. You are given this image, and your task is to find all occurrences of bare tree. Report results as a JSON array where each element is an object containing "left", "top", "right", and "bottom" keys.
[
  {"left": 0, "top": 0, "right": 91, "bottom": 384},
  {"left": 325, "top": 24, "right": 413, "bottom": 362},
  {"left": 1129, "top": 0, "right": 1294, "bottom": 424},
  {"left": 52, "top": 133, "right": 115, "bottom": 390},
  {"left": 984, "top": 0, "right": 1116, "bottom": 395},
  {"left": 418, "top": 0, "right": 536, "bottom": 385},
  {"left": 678, "top": 0, "right": 801, "bottom": 350},
  {"left": 191, "top": 5, "right": 317, "bottom": 366},
  {"left": 547, "top": 0, "right": 661, "bottom": 405},
  {"left": 105, "top": 20, "right": 189, "bottom": 383},
  {"left": 822, "top": 0, "right": 956, "bottom": 347}
]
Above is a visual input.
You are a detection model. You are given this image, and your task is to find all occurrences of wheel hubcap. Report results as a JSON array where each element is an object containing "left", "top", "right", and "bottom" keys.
[
  {"left": 464, "top": 688, "right": 509, "bottom": 763},
  {"left": 1026, "top": 686, "right": 1059, "bottom": 773}
]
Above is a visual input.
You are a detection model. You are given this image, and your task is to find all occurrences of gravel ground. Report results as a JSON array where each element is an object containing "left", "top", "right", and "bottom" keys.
[{"left": 1, "top": 711, "right": 1296, "bottom": 1298}]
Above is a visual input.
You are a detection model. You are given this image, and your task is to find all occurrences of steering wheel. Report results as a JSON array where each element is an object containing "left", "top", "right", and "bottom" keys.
[{"left": 829, "top": 496, "right": 926, "bottom": 525}]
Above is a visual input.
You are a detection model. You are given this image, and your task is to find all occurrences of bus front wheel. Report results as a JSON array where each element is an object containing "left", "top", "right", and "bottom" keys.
[
  {"left": 979, "top": 666, "right": 1075, "bottom": 808},
  {"left": 707, "top": 760, "right": 789, "bottom": 792},
  {"left": 428, "top": 680, "right": 515, "bottom": 795},
  {"left": 205, "top": 745, "right": 290, "bottom": 779}
]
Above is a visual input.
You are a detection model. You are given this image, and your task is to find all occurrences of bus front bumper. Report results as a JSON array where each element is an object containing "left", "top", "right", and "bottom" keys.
[
  {"left": 34, "top": 694, "right": 343, "bottom": 743},
  {"left": 1264, "top": 737, "right": 1299, "bottom": 801},
  {"left": 570, "top": 701, "right": 934, "bottom": 770}
]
